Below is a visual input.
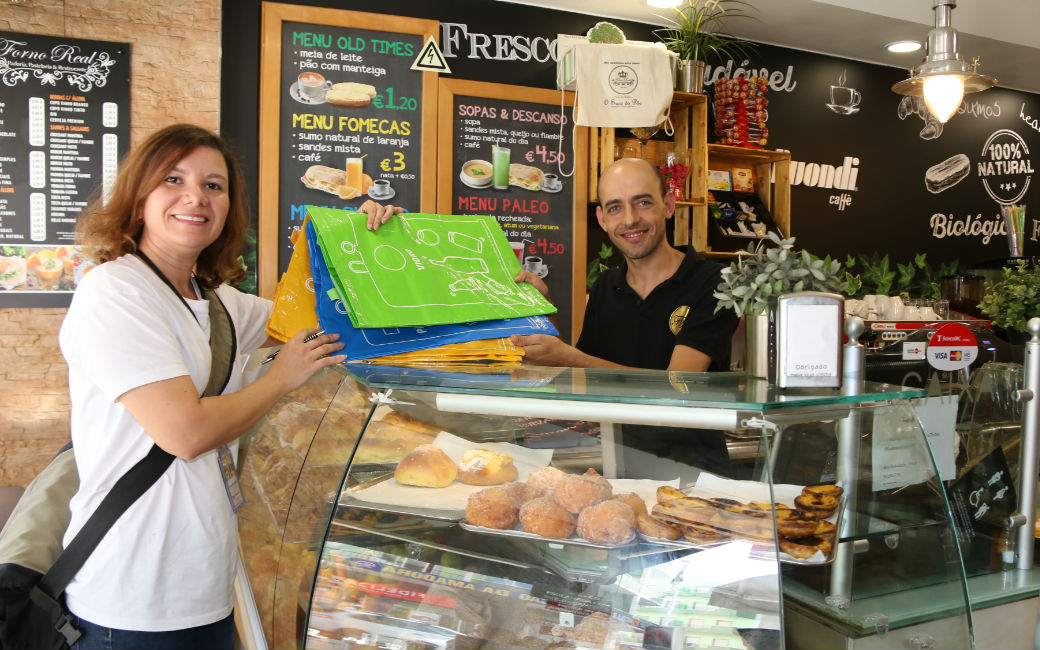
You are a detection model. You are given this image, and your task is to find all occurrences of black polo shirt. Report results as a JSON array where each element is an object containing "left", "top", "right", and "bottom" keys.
[{"left": 576, "top": 246, "right": 739, "bottom": 370}]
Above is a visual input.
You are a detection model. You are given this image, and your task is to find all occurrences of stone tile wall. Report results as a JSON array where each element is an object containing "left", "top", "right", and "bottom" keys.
[{"left": 0, "top": 0, "right": 221, "bottom": 487}]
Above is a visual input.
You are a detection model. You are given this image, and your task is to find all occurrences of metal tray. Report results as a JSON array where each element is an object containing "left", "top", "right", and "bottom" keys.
[{"left": 459, "top": 520, "right": 637, "bottom": 549}]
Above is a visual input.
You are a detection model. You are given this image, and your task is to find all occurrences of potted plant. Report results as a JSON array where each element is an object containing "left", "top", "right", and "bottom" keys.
[
  {"left": 654, "top": 0, "right": 756, "bottom": 93},
  {"left": 978, "top": 260, "right": 1040, "bottom": 344},
  {"left": 714, "top": 233, "right": 847, "bottom": 376}
]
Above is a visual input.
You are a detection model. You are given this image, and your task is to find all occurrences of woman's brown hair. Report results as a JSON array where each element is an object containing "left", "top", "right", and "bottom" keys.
[{"left": 76, "top": 123, "right": 249, "bottom": 288}]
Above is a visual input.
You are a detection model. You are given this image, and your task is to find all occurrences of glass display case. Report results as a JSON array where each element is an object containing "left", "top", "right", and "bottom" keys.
[{"left": 237, "top": 364, "right": 974, "bottom": 650}]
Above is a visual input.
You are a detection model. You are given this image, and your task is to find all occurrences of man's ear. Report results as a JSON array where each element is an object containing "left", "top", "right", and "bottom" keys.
[
  {"left": 664, "top": 192, "right": 677, "bottom": 220},
  {"left": 595, "top": 205, "right": 607, "bottom": 232}
]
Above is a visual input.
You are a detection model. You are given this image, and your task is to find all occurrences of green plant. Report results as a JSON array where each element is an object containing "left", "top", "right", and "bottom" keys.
[
  {"left": 843, "top": 252, "right": 960, "bottom": 299},
  {"left": 978, "top": 260, "right": 1040, "bottom": 331},
  {"left": 586, "top": 242, "right": 614, "bottom": 289},
  {"left": 654, "top": 0, "right": 756, "bottom": 63},
  {"left": 714, "top": 232, "right": 847, "bottom": 316}
]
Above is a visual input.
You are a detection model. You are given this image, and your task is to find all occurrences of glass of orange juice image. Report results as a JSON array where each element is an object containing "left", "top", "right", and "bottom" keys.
[
  {"left": 345, "top": 158, "right": 363, "bottom": 195},
  {"left": 28, "top": 250, "right": 64, "bottom": 290},
  {"left": 56, "top": 245, "right": 75, "bottom": 282}
]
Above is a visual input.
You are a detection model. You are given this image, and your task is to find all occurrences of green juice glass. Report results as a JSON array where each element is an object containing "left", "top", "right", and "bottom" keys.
[{"left": 492, "top": 145, "right": 510, "bottom": 189}]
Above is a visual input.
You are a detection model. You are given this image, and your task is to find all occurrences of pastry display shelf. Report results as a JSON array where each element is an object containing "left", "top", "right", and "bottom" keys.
[{"left": 236, "top": 363, "right": 980, "bottom": 650}]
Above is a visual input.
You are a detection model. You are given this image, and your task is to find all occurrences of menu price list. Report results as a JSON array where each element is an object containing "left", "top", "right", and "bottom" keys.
[
  {"left": 450, "top": 95, "right": 574, "bottom": 339},
  {"left": 278, "top": 22, "right": 424, "bottom": 273},
  {"left": 0, "top": 31, "right": 128, "bottom": 306}
]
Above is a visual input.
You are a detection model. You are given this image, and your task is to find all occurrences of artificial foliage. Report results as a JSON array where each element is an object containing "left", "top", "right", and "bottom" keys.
[
  {"left": 714, "top": 232, "right": 846, "bottom": 316},
  {"left": 978, "top": 260, "right": 1040, "bottom": 331}
]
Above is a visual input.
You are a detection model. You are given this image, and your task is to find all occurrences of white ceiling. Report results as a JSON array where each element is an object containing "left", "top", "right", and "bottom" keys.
[{"left": 504, "top": 0, "right": 1040, "bottom": 94}]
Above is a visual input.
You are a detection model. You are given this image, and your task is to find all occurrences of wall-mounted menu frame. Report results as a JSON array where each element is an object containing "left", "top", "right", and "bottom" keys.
[
  {"left": 0, "top": 31, "right": 129, "bottom": 307},
  {"left": 258, "top": 2, "right": 438, "bottom": 298},
  {"left": 437, "top": 79, "right": 587, "bottom": 343}
]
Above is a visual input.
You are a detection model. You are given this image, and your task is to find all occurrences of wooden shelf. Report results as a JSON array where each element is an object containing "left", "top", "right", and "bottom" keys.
[{"left": 586, "top": 91, "right": 790, "bottom": 254}]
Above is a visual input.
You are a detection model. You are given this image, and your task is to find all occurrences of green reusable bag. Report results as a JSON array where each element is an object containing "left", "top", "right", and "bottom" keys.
[{"left": 307, "top": 207, "right": 555, "bottom": 329}]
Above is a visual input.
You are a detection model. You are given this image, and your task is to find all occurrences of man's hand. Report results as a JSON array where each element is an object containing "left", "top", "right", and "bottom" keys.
[
  {"left": 510, "top": 334, "right": 590, "bottom": 367},
  {"left": 514, "top": 269, "right": 551, "bottom": 301},
  {"left": 358, "top": 199, "right": 404, "bottom": 230}
]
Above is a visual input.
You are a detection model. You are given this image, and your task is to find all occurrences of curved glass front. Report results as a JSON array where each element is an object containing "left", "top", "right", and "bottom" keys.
[{"left": 237, "top": 365, "right": 972, "bottom": 650}]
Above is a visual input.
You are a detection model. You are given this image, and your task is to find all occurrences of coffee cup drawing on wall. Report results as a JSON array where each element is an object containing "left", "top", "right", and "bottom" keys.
[
  {"left": 825, "top": 69, "right": 861, "bottom": 115},
  {"left": 898, "top": 95, "right": 945, "bottom": 140}
]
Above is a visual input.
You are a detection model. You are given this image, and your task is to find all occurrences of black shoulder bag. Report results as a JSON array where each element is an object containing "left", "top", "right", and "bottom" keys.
[{"left": 0, "top": 258, "right": 236, "bottom": 650}]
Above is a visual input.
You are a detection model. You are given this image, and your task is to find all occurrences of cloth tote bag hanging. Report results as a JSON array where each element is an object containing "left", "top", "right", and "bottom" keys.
[{"left": 571, "top": 43, "right": 675, "bottom": 128}]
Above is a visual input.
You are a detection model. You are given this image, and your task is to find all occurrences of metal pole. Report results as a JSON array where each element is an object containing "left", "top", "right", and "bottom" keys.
[
  {"left": 829, "top": 316, "right": 865, "bottom": 607},
  {"left": 1015, "top": 317, "right": 1040, "bottom": 569}
]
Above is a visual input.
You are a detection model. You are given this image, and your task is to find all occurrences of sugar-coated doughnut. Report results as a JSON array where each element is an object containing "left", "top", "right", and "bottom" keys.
[
  {"left": 465, "top": 486, "right": 519, "bottom": 530},
  {"left": 501, "top": 481, "right": 543, "bottom": 506},
  {"left": 519, "top": 497, "right": 575, "bottom": 539},
  {"left": 552, "top": 474, "right": 613, "bottom": 514},
  {"left": 576, "top": 500, "right": 635, "bottom": 545},
  {"left": 612, "top": 493, "right": 648, "bottom": 518},
  {"left": 526, "top": 466, "right": 566, "bottom": 493}
]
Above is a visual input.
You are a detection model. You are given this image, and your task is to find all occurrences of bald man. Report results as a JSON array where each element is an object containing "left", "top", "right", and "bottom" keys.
[{"left": 512, "top": 158, "right": 739, "bottom": 372}]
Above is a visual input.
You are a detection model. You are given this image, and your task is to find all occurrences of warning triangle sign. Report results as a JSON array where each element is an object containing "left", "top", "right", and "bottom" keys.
[{"left": 411, "top": 37, "right": 451, "bottom": 74}]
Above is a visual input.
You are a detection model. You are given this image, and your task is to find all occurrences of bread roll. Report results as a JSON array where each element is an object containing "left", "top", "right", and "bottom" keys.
[
  {"left": 394, "top": 444, "right": 457, "bottom": 487},
  {"left": 458, "top": 449, "right": 518, "bottom": 486},
  {"left": 327, "top": 82, "right": 377, "bottom": 107}
]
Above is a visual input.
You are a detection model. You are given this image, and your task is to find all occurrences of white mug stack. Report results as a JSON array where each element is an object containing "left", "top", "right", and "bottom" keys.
[{"left": 844, "top": 295, "right": 942, "bottom": 321}]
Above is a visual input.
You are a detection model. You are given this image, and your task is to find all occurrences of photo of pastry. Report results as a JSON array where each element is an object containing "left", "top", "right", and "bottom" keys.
[
  {"left": 301, "top": 163, "right": 373, "bottom": 200},
  {"left": 326, "top": 82, "right": 377, "bottom": 107},
  {"left": 0, "top": 249, "right": 27, "bottom": 291}
]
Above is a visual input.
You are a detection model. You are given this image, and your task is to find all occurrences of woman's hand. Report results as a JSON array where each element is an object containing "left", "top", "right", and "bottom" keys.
[
  {"left": 267, "top": 327, "right": 346, "bottom": 393},
  {"left": 514, "top": 269, "right": 551, "bottom": 301},
  {"left": 358, "top": 199, "right": 405, "bottom": 230}
]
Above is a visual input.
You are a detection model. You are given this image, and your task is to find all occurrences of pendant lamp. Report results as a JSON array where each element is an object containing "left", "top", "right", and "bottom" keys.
[{"left": 891, "top": 0, "right": 996, "bottom": 123}]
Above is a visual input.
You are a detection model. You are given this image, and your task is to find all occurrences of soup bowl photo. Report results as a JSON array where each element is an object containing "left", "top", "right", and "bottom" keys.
[{"left": 460, "top": 159, "right": 493, "bottom": 187}]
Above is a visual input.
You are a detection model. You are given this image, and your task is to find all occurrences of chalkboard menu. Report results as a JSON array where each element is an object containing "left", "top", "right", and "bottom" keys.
[
  {"left": 258, "top": 5, "right": 438, "bottom": 297},
  {"left": 438, "top": 79, "right": 587, "bottom": 342},
  {"left": 0, "top": 31, "right": 129, "bottom": 307}
]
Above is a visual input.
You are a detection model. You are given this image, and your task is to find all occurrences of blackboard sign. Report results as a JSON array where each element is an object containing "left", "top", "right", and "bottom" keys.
[
  {"left": 258, "top": 5, "right": 438, "bottom": 298},
  {"left": 437, "top": 79, "right": 587, "bottom": 343},
  {"left": 0, "top": 31, "right": 129, "bottom": 307}
]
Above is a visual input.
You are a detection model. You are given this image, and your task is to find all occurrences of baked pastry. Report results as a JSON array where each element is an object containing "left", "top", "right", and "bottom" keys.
[
  {"left": 680, "top": 523, "right": 730, "bottom": 545},
  {"left": 458, "top": 449, "right": 518, "bottom": 485},
  {"left": 779, "top": 535, "right": 833, "bottom": 560},
  {"left": 552, "top": 473, "right": 613, "bottom": 514},
  {"left": 508, "top": 163, "right": 544, "bottom": 191},
  {"left": 526, "top": 466, "right": 566, "bottom": 493},
  {"left": 774, "top": 508, "right": 820, "bottom": 538},
  {"left": 794, "top": 493, "right": 840, "bottom": 519},
  {"left": 519, "top": 497, "right": 575, "bottom": 539},
  {"left": 352, "top": 420, "right": 435, "bottom": 463},
  {"left": 612, "top": 493, "right": 648, "bottom": 518},
  {"left": 466, "top": 486, "right": 519, "bottom": 529},
  {"left": 656, "top": 485, "right": 687, "bottom": 503},
  {"left": 394, "top": 444, "right": 457, "bottom": 487},
  {"left": 501, "top": 481, "right": 543, "bottom": 506},
  {"left": 636, "top": 512, "right": 681, "bottom": 541},
  {"left": 381, "top": 410, "right": 442, "bottom": 436},
  {"left": 813, "top": 520, "right": 836, "bottom": 540},
  {"left": 802, "top": 484, "right": 844, "bottom": 499},
  {"left": 576, "top": 500, "right": 635, "bottom": 545}
]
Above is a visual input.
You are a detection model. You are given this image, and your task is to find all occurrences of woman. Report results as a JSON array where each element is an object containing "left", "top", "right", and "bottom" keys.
[{"left": 59, "top": 123, "right": 400, "bottom": 649}]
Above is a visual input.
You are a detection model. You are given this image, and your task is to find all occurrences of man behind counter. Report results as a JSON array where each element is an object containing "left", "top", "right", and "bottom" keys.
[
  {"left": 511, "top": 157, "right": 739, "bottom": 372},
  {"left": 511, "top": 157, "right": 740, "bottom": 477}
]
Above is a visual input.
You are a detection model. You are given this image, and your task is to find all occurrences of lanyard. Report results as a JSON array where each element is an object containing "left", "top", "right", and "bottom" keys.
[{"left": 135, "top": 250, "right": 200, "bottom": 326}]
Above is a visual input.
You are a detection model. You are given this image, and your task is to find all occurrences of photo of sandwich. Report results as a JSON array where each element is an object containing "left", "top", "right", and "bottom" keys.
[
  {"left": 0, "top": 255, "right": 26, "bottom": 290},
  {"left": 301, "top": 164, "right": 373, "bottom": 199},
  {"left": 327, "top": 82, "right": 377, "bottom": 107},
  {"left": 509, "top": 163, "right": 544, "bottom": 191}
]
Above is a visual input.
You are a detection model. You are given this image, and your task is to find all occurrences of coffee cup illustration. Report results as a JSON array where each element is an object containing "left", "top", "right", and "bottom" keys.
[
  {"left": 371, "top": 179, "right": 391, "bottom": 197},
  {"left": 826, "top": 69, "right": 861, "bottom": 115},
  {"left": 523, "top": 255, "right": 548, "bottom": 278},
  {"left": 542, "top": 173, "right": 562, "bottom": 191},
  {"left": 298, "top": 71, "right": 332, "bottom": 102}
]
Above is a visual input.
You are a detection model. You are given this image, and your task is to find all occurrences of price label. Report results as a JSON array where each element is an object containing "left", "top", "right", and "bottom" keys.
[
  {"left": 524, "top": 144, "right": 565, "bottom": 165},
  {"left": 372, "top": 87, "right": 418, "bottom": 111},
  {"left": 927, "top": 323, "right": 978, "bottom": 371},
  {"left": 380, "top": 151, "right": 406, "bottom": 172}
]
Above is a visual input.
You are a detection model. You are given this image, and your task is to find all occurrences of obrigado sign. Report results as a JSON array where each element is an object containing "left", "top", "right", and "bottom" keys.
[{"left": 927, "top": 322, "right": 978, "bottom": 371}]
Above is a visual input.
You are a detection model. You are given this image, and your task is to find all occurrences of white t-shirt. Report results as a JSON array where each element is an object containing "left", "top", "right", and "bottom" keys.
[{"left": 59, "top": 254, "right": 272, "bottom": 631}]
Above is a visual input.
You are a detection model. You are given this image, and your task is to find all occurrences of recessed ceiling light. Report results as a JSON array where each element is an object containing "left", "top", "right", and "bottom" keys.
[
  {"left": 647, "top": 0, "right": 682, "bottom": 7},
  {"left": 886, "top": 40, "right": 923, "bottom": 54}
]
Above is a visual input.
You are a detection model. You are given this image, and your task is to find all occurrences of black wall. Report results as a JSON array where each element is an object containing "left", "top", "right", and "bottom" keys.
[{"left": 222, "top": 0, "right": 1039, "bottom": 267}]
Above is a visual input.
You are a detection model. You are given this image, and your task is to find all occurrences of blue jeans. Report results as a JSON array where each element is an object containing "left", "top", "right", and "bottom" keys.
[{"left": 69, "top": 612, "right": 233, "bottom": 650}]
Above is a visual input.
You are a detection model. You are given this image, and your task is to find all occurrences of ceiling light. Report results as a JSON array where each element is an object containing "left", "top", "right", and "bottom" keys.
[
  {"left": 892, "top": 0, "right": 996, "bottom": 124},
  {"left": 886, "top": 40, "right": 922, "bottom": 54},
  {"left": 647, "top": 0, "right": 682, "bottom": 7}
]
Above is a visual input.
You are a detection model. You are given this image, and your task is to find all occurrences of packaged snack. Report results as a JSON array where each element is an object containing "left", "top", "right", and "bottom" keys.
[
  {"left": 707, "top": 169, "right": 732, "bottom": 192},
  {"left": 732, "top": 168, "right": 755, "bottom": 192}
]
